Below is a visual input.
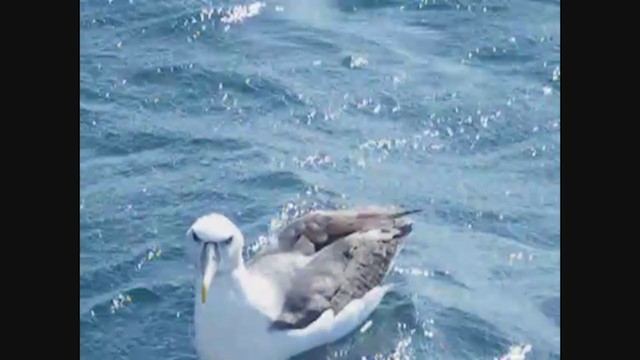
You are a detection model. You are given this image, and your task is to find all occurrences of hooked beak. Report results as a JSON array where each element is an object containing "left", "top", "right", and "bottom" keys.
[{"left": 201, "top": 242, "right": 218, "bottom": 304}]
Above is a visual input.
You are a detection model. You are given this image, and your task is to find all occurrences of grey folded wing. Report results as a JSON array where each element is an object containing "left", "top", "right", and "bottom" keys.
[
  {"left": 276, "top": 206, "right": 421, "bottom": 255},
  {"left": 270, "top": 207, "right": 420, "bottom": 330}
]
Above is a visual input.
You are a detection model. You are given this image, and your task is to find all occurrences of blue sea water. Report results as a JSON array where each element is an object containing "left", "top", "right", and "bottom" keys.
[{"left": 79, "top": 0, "right": 560, "bottom": 359}]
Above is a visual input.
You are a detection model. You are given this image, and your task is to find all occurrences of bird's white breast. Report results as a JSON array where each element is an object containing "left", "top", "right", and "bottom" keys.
[{"left": 193, "top": 271, "right": 284, "bottom": 360}]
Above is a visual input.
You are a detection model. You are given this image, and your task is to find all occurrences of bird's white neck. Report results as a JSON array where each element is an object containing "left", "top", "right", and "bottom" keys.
[{"left": 217, "top": 251, "right": 246, "bottom": 275}]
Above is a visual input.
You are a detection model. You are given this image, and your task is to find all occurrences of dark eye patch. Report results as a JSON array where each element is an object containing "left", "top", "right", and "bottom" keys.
[{"left": 221, "top": 236, "right": 233, "bottom": 246}]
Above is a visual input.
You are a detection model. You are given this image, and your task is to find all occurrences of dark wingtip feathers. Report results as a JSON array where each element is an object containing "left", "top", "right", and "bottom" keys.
[
  {"left": 392, "top": 209, "right": 422, "bottom": 218},
  {"left": 392, "top": 209, "right": 420, "bottom": 238},
  {"left": 395, "top": 222, "right": 414, "bottom": 238}
]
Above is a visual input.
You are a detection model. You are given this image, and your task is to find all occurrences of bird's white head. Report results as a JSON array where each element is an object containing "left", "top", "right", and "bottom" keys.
[{"left": 186, "top": 213, "right": 245, "bottom": 304}]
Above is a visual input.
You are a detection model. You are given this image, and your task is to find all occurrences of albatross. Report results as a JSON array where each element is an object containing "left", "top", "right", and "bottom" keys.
[{"left": 186, "top": 206, "right": 420, "bottom": 360}]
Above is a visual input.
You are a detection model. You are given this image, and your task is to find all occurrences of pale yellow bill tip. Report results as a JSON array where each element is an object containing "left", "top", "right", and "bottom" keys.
[{"left": 201, "top": 285, "right": 208, "bottom": 303}]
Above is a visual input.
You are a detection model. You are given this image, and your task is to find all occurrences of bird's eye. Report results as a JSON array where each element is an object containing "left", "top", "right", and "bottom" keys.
[
  {"left": 222, "top": 236, "right": 233, "bottom": 246},
  {"left": 192, "top": 232, "right": 201, "bottom": 242}
]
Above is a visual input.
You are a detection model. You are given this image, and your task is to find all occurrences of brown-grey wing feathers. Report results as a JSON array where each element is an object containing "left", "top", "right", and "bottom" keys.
[
  {"left": 276, "top": 206, "right": 420, "bottom": 255},
  {"left": 270, "top": 207, "right": 419, "bottom": 330}
]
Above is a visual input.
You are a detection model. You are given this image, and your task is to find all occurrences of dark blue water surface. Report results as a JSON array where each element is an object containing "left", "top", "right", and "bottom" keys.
[{"left": 80, "top": 0, "right": 560, "bottom": 359}]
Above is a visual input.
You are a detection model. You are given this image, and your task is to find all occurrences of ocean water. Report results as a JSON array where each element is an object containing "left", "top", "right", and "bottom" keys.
[{"left": 79, "top": 0, "right": 560, "bottom": 359}]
